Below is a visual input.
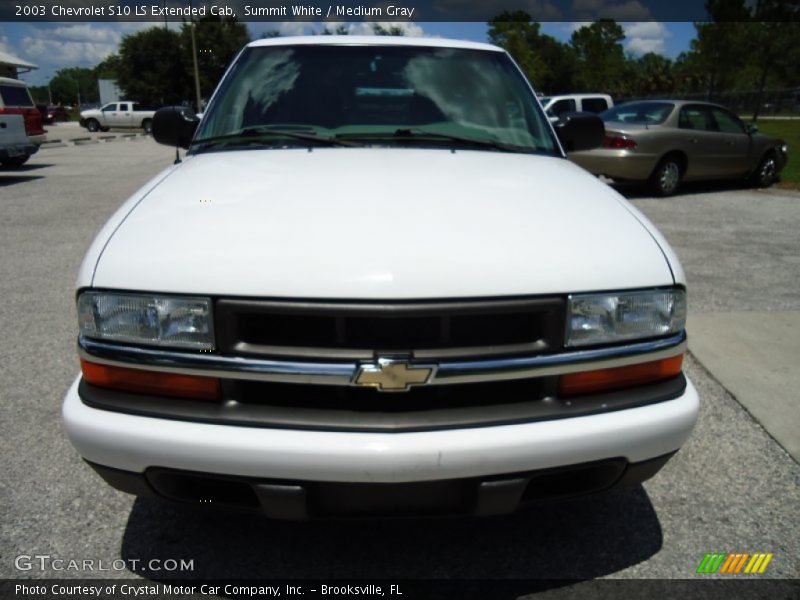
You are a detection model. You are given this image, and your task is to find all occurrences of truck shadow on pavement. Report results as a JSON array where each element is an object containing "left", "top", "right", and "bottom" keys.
[
  {"left": 120, "top": 484, "right": 662, "bottom": 590},
  {"left": 617, "top": 179, "right": 773, "bottom": 199},
  {"left": 0, "top": 173, "right": 45, "bottom": 186}
]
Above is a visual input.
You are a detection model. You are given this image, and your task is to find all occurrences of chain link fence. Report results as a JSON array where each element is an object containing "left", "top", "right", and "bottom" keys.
[{"left": 635, "top": 88, "right": 800, "bottom": 119}]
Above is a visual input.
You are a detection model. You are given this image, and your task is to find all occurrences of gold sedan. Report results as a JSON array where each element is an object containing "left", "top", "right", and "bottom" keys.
[{"left": 569, "top": 100, "right": 788, "bottom": 196}]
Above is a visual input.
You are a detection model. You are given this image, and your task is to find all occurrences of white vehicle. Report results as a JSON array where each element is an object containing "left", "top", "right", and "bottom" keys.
[
  {"left": 0, "top": 114, "right": 38, "bottom": 168},
  {"left": 541, "top": 93, "right": 614, "bottom": 121},
  {"left": 63, "top": 37, "right": 697, "bottom": 519},
  {"left": 79, "top": 101, "right": 156, "bottom": 133}
]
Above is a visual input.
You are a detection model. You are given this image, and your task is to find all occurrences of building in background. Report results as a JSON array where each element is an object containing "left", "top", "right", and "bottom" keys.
[
  {"left": 98, "top": 79, "right": 122, "bottom": 105},
  {"left": 0, "top": 49, "right": 37, "bottom": 79}
]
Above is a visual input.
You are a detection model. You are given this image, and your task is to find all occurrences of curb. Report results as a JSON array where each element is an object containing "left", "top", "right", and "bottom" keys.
[{"left": 38, "top": 133, "right": 153, "bottom": 148}]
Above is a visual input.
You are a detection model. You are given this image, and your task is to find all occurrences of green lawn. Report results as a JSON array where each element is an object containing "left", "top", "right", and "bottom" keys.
[{"left": 753, "top": 118, "right": 800, "bottom": 188}]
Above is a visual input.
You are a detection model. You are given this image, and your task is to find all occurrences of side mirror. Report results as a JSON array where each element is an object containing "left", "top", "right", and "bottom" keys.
[
  {"left": 747, "top": 123, "right": 758, "bottom": 135},
  {"left": 554, "top": 112, "right": 605, "bottom": 153},
  {"left": 153, "top": 106, "right": 200, "bottom": 149}
]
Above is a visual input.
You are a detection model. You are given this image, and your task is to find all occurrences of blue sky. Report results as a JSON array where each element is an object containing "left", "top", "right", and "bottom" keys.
[{"left": 0, "top": 21, "right": 698, "bottom": 86}]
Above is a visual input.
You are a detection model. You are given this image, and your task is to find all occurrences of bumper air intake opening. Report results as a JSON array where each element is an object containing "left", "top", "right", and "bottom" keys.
[
  {"left": 146, "top": 469, "right": 260, "bottom": 509},
  {"left": 521, "top": 459, "right": 627, "bottom": 502}
]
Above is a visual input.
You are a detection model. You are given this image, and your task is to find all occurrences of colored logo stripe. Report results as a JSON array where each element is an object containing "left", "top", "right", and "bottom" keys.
[
  {"left": 697, "top": 553, "right": 726, "bottom": 573},
  {"left": 719, "top": 553, "right": 748, "bottom": 573},
  {"left": 745, "top": 553, "right": 773, "bottom": 574},
  {"left": 697, "top": 553, "right": 773, "bottom": 574}
]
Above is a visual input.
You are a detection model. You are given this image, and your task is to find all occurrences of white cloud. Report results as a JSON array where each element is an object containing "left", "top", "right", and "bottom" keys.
[
  {"left": 21, "top": 24, "right": 124, "bottom": 65},
  {"left": 22, "top": 36, "right": 117, "bottom": 64},
  {"left": 50, "top": 24, "right": 120, "bottom": 44},
  {"left": 623, "top": 21, "right": 671, "bottom": 56},
  {"left": 563, "top": 19, "right": 671, "bottom": 57}
]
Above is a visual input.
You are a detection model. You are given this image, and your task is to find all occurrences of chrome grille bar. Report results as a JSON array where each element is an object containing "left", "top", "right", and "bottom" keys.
[{"left": 79, "top": 332, "right": 687, "bottom": 387}]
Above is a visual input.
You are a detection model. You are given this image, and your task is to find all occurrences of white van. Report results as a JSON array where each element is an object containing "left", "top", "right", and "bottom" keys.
[{"left": 540, "top": 94, "right": 614, "bottom": 121}]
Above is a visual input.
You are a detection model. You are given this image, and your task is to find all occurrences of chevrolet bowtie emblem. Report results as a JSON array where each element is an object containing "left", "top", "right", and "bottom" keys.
[{"left": 354, "top": 358, "right": 436, "bottom": 392}]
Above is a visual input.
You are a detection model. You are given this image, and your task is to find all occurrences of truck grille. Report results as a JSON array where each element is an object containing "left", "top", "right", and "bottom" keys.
[{"left": 214, "top": 297, "right": 565, "bottom": 360}]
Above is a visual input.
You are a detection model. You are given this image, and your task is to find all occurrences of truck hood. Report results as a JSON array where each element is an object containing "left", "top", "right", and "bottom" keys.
[{"left": 91, "top": 148, "right": 675, "bottom": 298}]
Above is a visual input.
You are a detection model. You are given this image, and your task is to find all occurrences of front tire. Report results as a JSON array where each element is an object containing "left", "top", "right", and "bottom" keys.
[
  {"left": 754, "top": 152, "right": 778, "bottom": 188},
  {"left": 650, "top": 157, "right": 682, "bottom": 197},
  {"left": 85, "top": 119, "right": 100, "bottom": 132},
  {"left": 142, "top": 119, "right": 153, "bottom": 134}
]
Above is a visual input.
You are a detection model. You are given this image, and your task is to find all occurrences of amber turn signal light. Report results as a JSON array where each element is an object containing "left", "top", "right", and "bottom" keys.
[
  {"left": 559, "top": 354, "right": 683, "bottom": 397},
  {"left": 80, "top": 359, "right": 221, "bottom": 401}
]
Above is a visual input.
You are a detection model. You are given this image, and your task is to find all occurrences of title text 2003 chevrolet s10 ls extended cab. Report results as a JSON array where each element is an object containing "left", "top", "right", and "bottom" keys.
[{"left": 63, "top": 36, "right": 698, "bottom": 519}]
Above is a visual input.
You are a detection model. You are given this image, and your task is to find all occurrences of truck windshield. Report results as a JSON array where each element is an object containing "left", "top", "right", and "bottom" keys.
[{"left": 195, "top": 44, "right": 559, "bottom": 155}]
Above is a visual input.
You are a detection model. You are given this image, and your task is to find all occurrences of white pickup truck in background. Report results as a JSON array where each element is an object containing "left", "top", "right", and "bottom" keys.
[
  {"left": 79, "top": 101, "right": 157, "bottom": 134},
  {"left": 0, "top": 114, "right": 39, "bottom": 168}
]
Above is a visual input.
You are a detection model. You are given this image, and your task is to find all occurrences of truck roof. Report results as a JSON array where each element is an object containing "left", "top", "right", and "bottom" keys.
[{"left": 248, "top": 35, "right": 503, "bottom": 53}]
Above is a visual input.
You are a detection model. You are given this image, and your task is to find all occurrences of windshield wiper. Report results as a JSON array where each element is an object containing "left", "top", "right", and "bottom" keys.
[
  {"left": 192, "top": 127, "right": 359, "bottom": 150},
  {"left": 337, "top": 128, "right": 533, "bottom": 153}
]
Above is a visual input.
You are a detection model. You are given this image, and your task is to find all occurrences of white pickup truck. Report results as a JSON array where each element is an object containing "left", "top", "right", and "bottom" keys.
[
  {"left": 79, "top": 101, "right": 156, "bottom": 134},
  {"left": 64, "top": 37, "right": 697, "bottom": 520},
  {"left": 0, "top": 113, "right": 38, "bottom": 168}
]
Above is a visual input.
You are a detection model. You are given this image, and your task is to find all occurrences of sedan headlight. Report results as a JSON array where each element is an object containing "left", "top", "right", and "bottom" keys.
[
  {"left": 78, "top": 291, "right": 214, "bottom": 350},
  {"left": 566, "top": 288, "right": 685, "bottom": 347}
]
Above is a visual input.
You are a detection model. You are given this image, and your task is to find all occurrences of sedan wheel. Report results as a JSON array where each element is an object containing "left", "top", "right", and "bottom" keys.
[
  {"left": 651, "top": 158, "right": 682, "bottom": 197},
  {"left": 755, "top": 154, "right": 777, "bottom": 187}
]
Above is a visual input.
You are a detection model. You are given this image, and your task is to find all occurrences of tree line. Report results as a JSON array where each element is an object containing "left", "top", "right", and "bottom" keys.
[{"left": 490, "top": 0, "right": 799, "bottom": 117}]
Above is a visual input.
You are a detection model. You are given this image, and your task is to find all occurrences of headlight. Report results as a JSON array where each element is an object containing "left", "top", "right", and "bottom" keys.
[
  {"left": 78, "top": 291, "right": 214, "bottom": 350},
  {"left": 566, "top": 288, "right": 686, "bottom": 347}
]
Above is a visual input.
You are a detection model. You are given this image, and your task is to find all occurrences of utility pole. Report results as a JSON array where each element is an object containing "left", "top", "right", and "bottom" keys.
[
  {"left": 72, "top": 77, "right": 81, "bottom": 109},
  {"left": 189, "top": 0, "right": 202, "bottom": 112}
]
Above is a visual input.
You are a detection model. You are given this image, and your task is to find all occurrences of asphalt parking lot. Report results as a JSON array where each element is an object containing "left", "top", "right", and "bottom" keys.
[{"left": 1, "top": 138, "right": 798, "bottom": 591}]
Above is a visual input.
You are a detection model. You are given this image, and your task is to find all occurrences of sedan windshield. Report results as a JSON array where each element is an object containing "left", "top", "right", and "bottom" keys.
[
  {"left": 195, "top": 44, "right": 558, "bottom": 155},
  {"left": 601, "top": 102, "right": 675, "bottom": 125}
]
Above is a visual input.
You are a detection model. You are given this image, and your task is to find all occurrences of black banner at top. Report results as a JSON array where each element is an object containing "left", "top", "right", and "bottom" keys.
[{"left": 3, "top": 0, "right": 800, "bottom": 22}]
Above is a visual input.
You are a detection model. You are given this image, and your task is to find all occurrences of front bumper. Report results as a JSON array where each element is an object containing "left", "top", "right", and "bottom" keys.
[
  {"left": 87, "top": 452, "right": 677, "bottom": 519},
  {"left": 63, "top": 374, "right": 698, "bottom": 484}
]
